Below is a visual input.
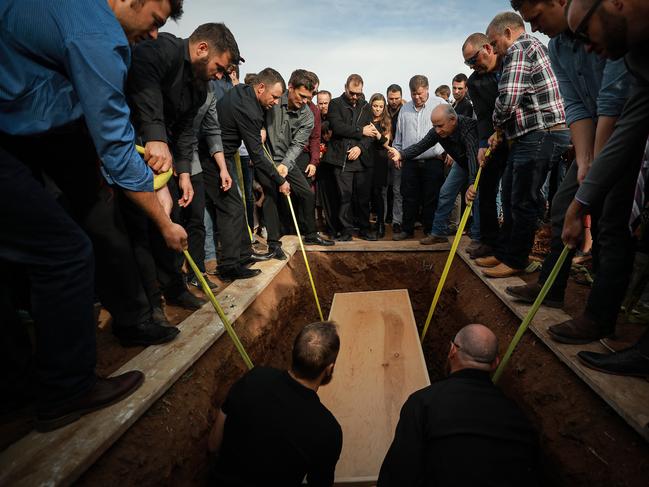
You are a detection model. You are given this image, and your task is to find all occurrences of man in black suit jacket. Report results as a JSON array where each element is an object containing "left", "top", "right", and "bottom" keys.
[
  {"left": 378, "top": 324, "right": 539, "bottom": 487},
  {"left": 462, "top": 33, "right": 509, "bottom": 260}
]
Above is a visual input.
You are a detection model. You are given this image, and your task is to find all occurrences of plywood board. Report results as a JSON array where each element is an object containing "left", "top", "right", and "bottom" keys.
[
  {"left": 0, "top": 237, "right": 300, "bottom": 487},
  {"left": 306, "top": 239, "right": 450, "bottom": 252},
  {"left": 319, "top": 290, "right": 430, "bottom": 483},
  {"left": 454, "top": 236, "right": 649, "bottom": 442}
]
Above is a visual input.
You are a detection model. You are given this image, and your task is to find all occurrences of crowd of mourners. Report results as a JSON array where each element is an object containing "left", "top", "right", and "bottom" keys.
[{"left": 1, "top": 0, "right": 649, "bottom": 485}]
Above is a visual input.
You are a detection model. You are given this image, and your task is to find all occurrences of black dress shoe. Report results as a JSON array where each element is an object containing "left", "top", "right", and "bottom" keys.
[
  {"left": 249, "top": 250, "right": 273, "bottom": 261},
  {"left": 165, "top": 290, "right": 207, "bottom": 310},
  {"left": 218, "top": 265, "right": 262, "bottom": 282},
  {"left": 267, "top": 246, "right": 287, "bottom": 260},
  {"left": 114, "top": 320, "right": 180, "bottom": 347},
  {"left": 505, "top": 283, "right": 564, "bottom": 308},
  {"left": 303, "top": 234, "right": 335, "bottom": 246},
  {"left": 392, "top": 231, "right": 413, "bottom": 241},
  {"left": 392, "top": 223, "right": 402, "bottom": 234},
  {"left": 335, "top": 232, "right": 353, "bottom": 242},
  {"left": 359, "top": 230, "right": 378, "bottom": 241},
  {"left": 377, "top": 223, "right": 386, "bottom": 239},
  {"left": 36, "top": 370, "right": 144, "bottom": 432},
  {"left": 152, "top": 306, "right": 172, "bottom": 327},
  {"left": 578, "top": 346, "right": 649, "bottom": 377}
]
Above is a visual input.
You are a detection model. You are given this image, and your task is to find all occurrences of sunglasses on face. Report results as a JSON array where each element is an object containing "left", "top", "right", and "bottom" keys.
[
  {"left": 572, "top": 0, "right": 603, "bottom": 44},
  {"left": 464, "top": 46, "right": 484, "bottom": 66}
]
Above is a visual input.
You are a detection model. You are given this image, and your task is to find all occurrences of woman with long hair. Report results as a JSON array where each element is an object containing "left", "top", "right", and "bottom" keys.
[{"left": 364, "top": 93, "right": 392, "bottom": 238}]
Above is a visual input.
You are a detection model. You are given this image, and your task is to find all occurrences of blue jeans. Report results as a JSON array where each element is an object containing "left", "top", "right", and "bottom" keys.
[
  {"left": 430, "top": 162, "right": 480, "bottom": 240},
  {"left": 496, "top": 129, "right": 571, "bottom": 269}
]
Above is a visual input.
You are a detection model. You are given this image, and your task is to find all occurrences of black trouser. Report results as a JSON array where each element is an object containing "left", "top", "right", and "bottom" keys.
[
  {"left": 179, "top": 173, "right": 207, "bottom": 273},
  {"left": 334, "top": 166, "right": 372, "bottom": 233},
  {"left": 479, "top": 146, "right": 508, "bottom": 248},
  {"left": 400, "top": 158, "right": 445, "bottom": 234},
  {"left": 0, "top": 142, "right": 97, "bottom": 409},
  {"left": 317, "top": 162, "right": 341, "bottom": 236},
  {"left": 205, "top": 157, "right": 252, "bottom": 269},
  {"left": 120, "top": 175, "right": 190, "bottom": 307},
  {"left": 372, "top": 183, "right": 387, "bottom": 226},
  {"left": 496, "top": 129, "right": 571, "bottom": 269},
  {"left": 239, "top": 156, "right": 255, "bottom": 232},
  {"left": 539, "top": 158, "right": 639, "bottom": 330},
  {"left": 257, "top": 164, "right": 317, "bottom": 246},
  {"left": 0, "top": 127, "right": 152, "bottom": 330}
]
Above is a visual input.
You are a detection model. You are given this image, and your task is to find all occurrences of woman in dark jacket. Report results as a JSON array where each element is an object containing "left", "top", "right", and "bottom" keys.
[{"left": 361, "top": 93, "right": 392, "bottom": 238}]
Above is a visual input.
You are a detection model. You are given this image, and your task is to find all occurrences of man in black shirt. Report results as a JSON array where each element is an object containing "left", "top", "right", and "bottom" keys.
[
  {"left": 127, "top": 23, "right": 240, "bottom": 303},
  {"left": 378, "top": 324, "right": 539, "bottom": 486},
  {"left": 322, "top": 74, "right": 378, "bottom": 240},
  {"left": 389, "top": 105, "right": 481, "bottom": 246},
  {"left": 216, "top": 68, "right": 291, "bottom": 269},
  {"left": 209, "top": 321, "right": 343, "bottom": 486},
  {"left": 451, "top": 73, "right": 474, "bottom": 118},
  {"left": 462, "top": 32, "right": 509, "bottom": 260}
]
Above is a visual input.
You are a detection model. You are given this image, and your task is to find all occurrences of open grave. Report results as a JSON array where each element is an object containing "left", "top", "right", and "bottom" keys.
[{"left": 1, "top": 239, "right": 649, "bottom": 486}]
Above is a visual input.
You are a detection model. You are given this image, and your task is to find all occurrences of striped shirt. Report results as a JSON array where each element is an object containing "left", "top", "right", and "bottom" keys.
[{"left": 493, "top": 33, "right": 565, "bottom": 139}]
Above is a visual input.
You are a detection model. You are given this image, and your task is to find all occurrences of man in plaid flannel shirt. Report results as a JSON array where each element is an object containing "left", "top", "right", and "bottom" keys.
[{"left": 476, "top": 11, "right": 570, "bottom": 278}]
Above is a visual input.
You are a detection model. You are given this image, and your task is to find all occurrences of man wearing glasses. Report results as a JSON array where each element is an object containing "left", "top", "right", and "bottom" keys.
[
  {"left": 505, "top": 0, "right": 630, "bottom": 348},
  {"left": 321, "top": 74, "right": 379, "bottom": 241},
  {"left": 461, "top": 32, "right": 510, "bottom": 260},
  {"left": 561, "top": 0, "right": 649, "bottom": 375},
  {"left": 477, "top": 12, "right": 570, "bottom": 278},
  {"left": 378, "top": 324, "right": 539, "bottom": 486}
]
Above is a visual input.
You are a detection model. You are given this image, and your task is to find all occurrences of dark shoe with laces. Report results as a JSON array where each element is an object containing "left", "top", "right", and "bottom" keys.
[
  {"left": 392, "top": 223, "right": 401, "bottom": 234},
  {"left": 303, "top": 233, "right": 335, "bottom": 246},
  {"left": 548, "top": 315, "right": 613, "bottom": 345},
  {"left": 152, "top": 306, "right": 172, "bottom": 327},
  {"left": 267, "top": 246, "right": 287, "bottom": 260},
  {"left": 505, "top": 282, "right": 564, "bottom": 308},
  {"left": 218, "top": 265, "right": 262, "bottom": 282},
  {"left": 335, "top": 232, "right": 353, "bottom": 242},
  {"left": 578, "top": 346, "right": 649, "bottom": 377},
  {"left": 469, "top": 243, "right": 494, "bottom": 259},
  {"left": 165, "top": 290, "right": 207, "bottom": 310},
  {"left": 114, "top": 319, "right": 180, "bottom": 347},
  {"left": 187, "top": 273, "right": 219, "bottom": 291},
  {"left": 359, "top": 230, "right": 378, "bottom": 241},
  {"left": 35, "top": 370, "right": 144, "bottom": 432}
]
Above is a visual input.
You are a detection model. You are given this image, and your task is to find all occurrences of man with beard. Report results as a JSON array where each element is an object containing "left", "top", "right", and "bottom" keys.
[
  {"left": 505, "top": 0, "right": 630, "bottom": 348},
  {"left": 561, "top": 0, "right": 649, "bottom": 375},
  {"left": 378, "top": 324, "right": 539, "bottom": 486},
  {"left": 0, "top": 0, "right": 184, "bottom": 431},
  {"left": 387, "top": 84, "right": 406, "bottom": 233},
  {"left": 125, "top": 23, "right": 241, "bottom": 306},
  {"left": 461, "top": 32, "right": 510, "bottom": 259},
  {"left": 208, "top": 321, "right": 343, "bottom": 485}
]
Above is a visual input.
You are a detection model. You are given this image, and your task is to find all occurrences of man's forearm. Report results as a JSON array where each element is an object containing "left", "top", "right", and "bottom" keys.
[
  {"left": 213, "top": 151, "right": 228, "bottom": 173},
  {"left": 123, "top": 189, "right": 173, "bottom": 233},
  {"left": 570, "top": 118, "right": 596, "bottom": 170},
  {"left": 593, "top": 115, "right": 618, "bottom": 157}
]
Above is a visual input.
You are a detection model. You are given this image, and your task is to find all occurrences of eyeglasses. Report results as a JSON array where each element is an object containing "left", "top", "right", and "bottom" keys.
[
  {"left": 572, "top": 0, "right": 603, "bottom": 44},
  {"left": 348, "top": 90, "right": 362, "bottom": 99},
  {"left": 464, "top": 46, "right": 484, "bottom": 67}
]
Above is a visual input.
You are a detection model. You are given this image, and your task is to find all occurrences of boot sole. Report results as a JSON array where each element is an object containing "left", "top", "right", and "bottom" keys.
[
  {"left": 548, "top": 330, "right": 613, "bottom": 345},
  {"left": 35, "top": 374, "right": 144, "bottom": 432},
  {"left": 577, "top": 355, "right": 649, "bottom": 378},
  {"left": 505, "top": 289, "right": 564, "bottom": 309}
]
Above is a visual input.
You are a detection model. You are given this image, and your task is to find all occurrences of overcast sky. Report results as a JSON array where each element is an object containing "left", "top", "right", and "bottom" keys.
[{"left": 162, "top": 0, "right": 547, "bottom": 100}]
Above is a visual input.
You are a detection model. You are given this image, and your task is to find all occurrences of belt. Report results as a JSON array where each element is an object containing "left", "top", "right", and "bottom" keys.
[{"left": 544, "top": 123, "right": 567, "bottom": 132}]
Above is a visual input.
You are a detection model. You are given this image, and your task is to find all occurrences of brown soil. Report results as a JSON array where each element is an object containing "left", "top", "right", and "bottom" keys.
[
  {"left": 73, "top": 252, "right": 649, "bottom": 487},
  {"left": 3, "top": 250, "right": 649, "bottom": 486}
]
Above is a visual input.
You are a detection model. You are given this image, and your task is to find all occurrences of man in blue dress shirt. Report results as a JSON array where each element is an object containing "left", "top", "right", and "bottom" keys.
[{"left": 0, "top": 0, "right": 184, "bottom": 431}]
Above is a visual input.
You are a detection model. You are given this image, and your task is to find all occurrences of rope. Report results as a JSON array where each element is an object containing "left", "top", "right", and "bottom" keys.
[
  {"left": 262, "top": 144, "right": 324, "bottom": 321},
  {"left": 492, "top": 244, "right": 570, "bottom": 383},
  {"left": 184, "top": 250, "right": 254, "bottom": 369},
  {"left": 420, "top": 150, "right": 490, "bottom": 342}
]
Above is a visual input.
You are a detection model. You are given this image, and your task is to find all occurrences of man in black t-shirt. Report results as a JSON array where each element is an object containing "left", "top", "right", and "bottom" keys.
[{"left": 209, "top": 321, "right": 343, "bottom": 486}]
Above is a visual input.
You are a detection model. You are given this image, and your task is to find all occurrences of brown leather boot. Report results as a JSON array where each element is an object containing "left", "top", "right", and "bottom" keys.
[
  {"left": 482, "top": 263, "right": 523, "bottom": 278},
  {"left": 506, "top": 282, "right": 564, "bottom": 308},
  {"left": 475, "top": 256, "right": 501, "bottom": 268},
  {"left": 548, "top": 315, "right": 614, "bottom": 345}
]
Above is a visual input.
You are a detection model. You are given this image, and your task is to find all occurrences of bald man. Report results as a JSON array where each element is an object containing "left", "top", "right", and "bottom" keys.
[
  {"left": 378, "top": 324, "right": 539, "bottom": 487},
  {"left": 389, "top": 105, "right": 481, "bottom": 247}
]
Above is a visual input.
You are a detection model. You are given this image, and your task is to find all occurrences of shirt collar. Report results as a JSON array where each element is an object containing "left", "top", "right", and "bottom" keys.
[
  {"left": 448, "top": 368, "right": 493, "bottom": 382},
  {"left": 183, "top": 38, "right": 191, "bottom": 64}
]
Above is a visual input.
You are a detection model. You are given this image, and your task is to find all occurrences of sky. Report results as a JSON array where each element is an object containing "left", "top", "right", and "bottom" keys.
[{"left": 161, "top": 0, "right": 548, "bottom": 100}]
